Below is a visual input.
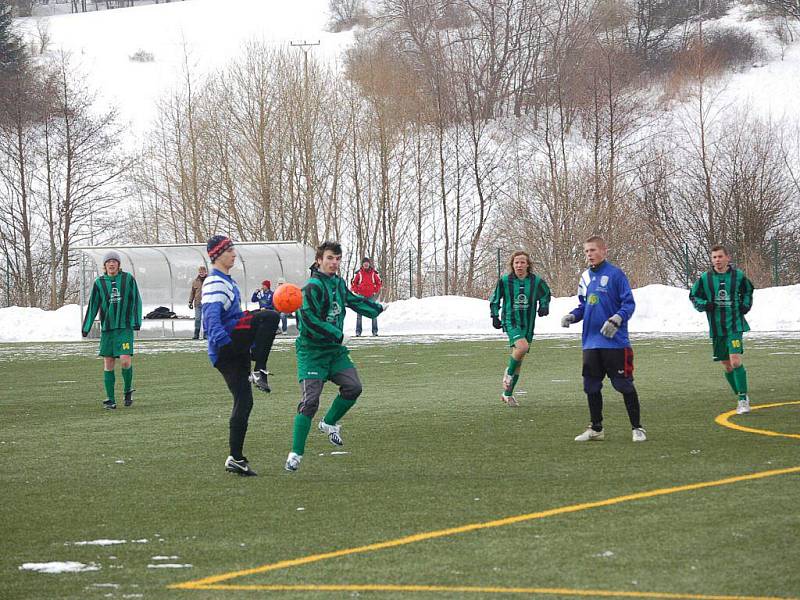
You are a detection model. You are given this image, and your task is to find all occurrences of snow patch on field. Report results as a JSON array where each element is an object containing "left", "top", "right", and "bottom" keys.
[{"left": 20, "top": 561, "right": 100, "bottom": 573}]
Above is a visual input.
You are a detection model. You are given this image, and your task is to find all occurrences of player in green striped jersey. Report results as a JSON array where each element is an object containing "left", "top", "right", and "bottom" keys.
[
  {"left": 689, "top": 244, "right": 754, "bottom": 415},
  {"left": 81, "top": 251, "right": 143, "bottom": 410},
  {"left": 489, "top": 251, "right": 551, "bottom": 407}
]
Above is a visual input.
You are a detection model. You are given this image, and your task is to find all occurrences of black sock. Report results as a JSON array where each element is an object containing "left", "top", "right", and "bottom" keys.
[
  {"left": 623, "top": 390, "right": 641, "bottom": 429},
  {"left": 588, "top": 392, "right": 603, "bottom": 431}
]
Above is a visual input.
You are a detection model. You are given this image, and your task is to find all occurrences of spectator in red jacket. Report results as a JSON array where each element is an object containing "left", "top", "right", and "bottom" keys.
[{"left": 351, "top": 257, "right": 382, "bottom": 336}]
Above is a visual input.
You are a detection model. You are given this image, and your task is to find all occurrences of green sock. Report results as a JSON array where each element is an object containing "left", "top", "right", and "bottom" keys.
[
  {"left": 121, "top": 366, "right": 133, "bottom": 392},
  {"left": 733, "top": 365, "right": 748, "bottom": 397},
  {"left": 103, "top": 370, "right": 116, "bottom": 402},
  {"left": 323, "top": 395, "right": 356, "bottom": 426},
  {"left": 503, "top": 374, "right": 520, "bottom": 397},
  {"left": 723, "top": 370, "right": 737, "bottom": 395},
  {"left": 507, "top": 357, "right": 521, "bottom": 376},
  {"left": 292, "top": 413, "right": 312, "bottom": 455}
]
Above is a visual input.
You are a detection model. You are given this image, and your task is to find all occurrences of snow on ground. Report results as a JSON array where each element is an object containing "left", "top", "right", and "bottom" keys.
[
  {"left": 1, "top": 284, "right": 798, "bottom": 343},
  {"left": 19, "top": 562, "right": 100, "bottom": 574},
  {"left": 18, "top": 0, "right": 353, "bottom": 144}
]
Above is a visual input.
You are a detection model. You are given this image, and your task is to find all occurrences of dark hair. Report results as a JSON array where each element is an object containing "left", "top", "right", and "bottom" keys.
[
  {"left": 710, "top": 244, "right": 729, "bottom": 255},
  {"left": 507, "top": 251, "right": 533, "bottom": 275},
  {"left": 315, "top": 241, "right": 343, "bottom": 260}
]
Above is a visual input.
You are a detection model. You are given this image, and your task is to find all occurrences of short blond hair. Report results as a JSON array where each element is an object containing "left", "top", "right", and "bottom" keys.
[{"left": 584, "top": 235, "right": 607, "bottom": 248}]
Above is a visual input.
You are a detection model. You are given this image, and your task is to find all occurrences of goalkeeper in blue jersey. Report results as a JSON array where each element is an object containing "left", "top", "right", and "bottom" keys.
[
  {"left": 489, "top": 251, "right": 551, "bottom": 407},
  {"left": 561, "top": 236, "right": 646, "bottom": 442}
]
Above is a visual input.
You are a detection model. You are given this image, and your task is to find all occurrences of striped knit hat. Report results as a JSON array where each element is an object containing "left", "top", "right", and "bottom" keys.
[{"left": 207, "top": 235, "right": 233, "bottom": 262}]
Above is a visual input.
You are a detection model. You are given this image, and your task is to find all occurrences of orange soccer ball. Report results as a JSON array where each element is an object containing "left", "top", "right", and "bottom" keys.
[{"left": 273, "top": 283, "right": 303, "bottom": 313}]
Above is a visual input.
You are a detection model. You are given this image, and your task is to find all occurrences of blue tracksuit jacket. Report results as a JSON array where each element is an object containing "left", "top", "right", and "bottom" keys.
[
  {"left": 569, "top": 261, "right": 635, "bottom": 350},
  {"left": 201, "top": 269, "right": 244, "bottom": 365}
]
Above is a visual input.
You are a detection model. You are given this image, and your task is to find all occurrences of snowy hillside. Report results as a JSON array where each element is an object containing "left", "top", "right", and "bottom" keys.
[
  {"left": 18, "top": 0, "right": 353, "bottom": 143},
  {"left": 17, "top": 1, "right": 800, "bottom": 146},
  {"left": 1, "top": 284, "right": 798, "bottom": 343}
]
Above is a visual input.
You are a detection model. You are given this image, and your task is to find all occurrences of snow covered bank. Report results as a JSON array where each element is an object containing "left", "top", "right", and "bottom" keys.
[
  {"left": 18, "top": 0, "right": 353, "bottom": 143},
  {"left": 1, "top": 284, "right": 797, "bottom": 343}
]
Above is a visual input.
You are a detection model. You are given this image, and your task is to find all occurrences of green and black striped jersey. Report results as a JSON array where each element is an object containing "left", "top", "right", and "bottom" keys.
[
  {"left": 82, "top": 271, "right": 143, "bottom": 334},
  {"left": 689, "top": 267, "right": 753, "bottom": 338},
  {"left": 297, "top": 269, "right": 383, "bottom": 349},
  {"left": 489, "top": 273, "right": 551, "bottom": 338}
]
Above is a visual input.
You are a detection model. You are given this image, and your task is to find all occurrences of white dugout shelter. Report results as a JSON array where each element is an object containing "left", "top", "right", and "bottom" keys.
[{"left": 75, "top": 241, "right": 315, "bottom": 337}]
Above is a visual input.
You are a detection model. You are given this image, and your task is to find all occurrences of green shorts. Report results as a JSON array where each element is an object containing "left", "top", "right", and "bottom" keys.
[
  {"left": 296, "top": 343, "right": 355, "bottom": 382},
  {"left": 99, "top": 328, "right": 135, "bottom": 357},
  {"left": 506, "top": 327, "right": 532, "bottom": 350},
  {"left": 712, "top": 334, "right": 744, "bottom": 362}
]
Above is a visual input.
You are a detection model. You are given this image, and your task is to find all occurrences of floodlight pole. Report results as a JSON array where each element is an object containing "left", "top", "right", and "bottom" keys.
[{"left": 290, "top": 40, "right": 320, "bottom": 91}]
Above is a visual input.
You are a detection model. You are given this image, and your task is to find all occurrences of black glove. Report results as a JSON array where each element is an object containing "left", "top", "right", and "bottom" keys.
[
  {"left": 705, "top": 301, "right": 715, "bottom": 313},
  {"left": 492, "top": 316, "right": 502, "bottom": 330},
  {"left": 82, "top": 330, "right": 88, "bottom": 338},
  {"left": 741, "top": 305, "right": 750, "bottom": 315},
  {"left": 537, "top": 306, "right": 549, "bottom": 317},
  {"left": 188, "top": 302, "right": 193, "bottom": 309}
]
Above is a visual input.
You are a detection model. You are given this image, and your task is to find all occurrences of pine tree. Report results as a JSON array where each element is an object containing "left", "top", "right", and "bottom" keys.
[{"left": 0, "top": 0, "right": 24, "bottom": 74}]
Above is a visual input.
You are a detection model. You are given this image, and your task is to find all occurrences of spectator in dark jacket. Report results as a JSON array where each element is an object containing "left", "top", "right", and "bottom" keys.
[
  {"left": 188, "top": 265, "right": 208, "bottom": 339},
  {"left": 351, "top": 257, "right": 382, "bottom": 336},
  {"left": 251, "top": 280, "right": 274, "bottom": 310}
]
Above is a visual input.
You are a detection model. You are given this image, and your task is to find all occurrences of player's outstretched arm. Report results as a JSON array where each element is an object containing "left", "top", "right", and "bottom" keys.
[{"left": 345, "top": 288, "right": 382, "bottom": 319}]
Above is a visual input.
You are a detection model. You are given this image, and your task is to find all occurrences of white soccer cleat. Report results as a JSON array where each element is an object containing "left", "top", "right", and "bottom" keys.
[
  {"left": 318, "top": 421, "right": 343, "bottom": 446},
  {"left": 736, "top": 396, "right": 751, "bottom": 415},
  {"left": 632, "top": 427, "right": 647, "bottom": 442},
  {"left": 574, "top": 427, "right": 604, "bottom": 442},
  {"left": 502, "top": 372, "right": 513, "bottom": 392},
  {"left": 284, "top": 452, "right": 302, "bottom": 472},
  {"left": 501, "top": 394, "right": 519, "bottom": 407}
]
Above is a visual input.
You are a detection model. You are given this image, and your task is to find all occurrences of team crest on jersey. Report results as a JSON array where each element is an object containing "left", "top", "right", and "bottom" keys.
[
  {"left": 716, "top": 289, "right": 731, "bottom": 307},
  {"left": 514, "top": 293, "right": 529, "bottom": 309},
  {"left": 588, "top": 293, "right": 599, "bottom": 305},
  {"left": 600, "top": 275, "right": 609, "bottom": 287},
  {"left": 110, "top": 283, "right": 120, "bottom": 304},
  {"left": 327, "top": 301, "right": 342, "bottom": 322}
]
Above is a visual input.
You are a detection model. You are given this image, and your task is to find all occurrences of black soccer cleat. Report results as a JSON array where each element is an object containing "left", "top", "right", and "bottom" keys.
[
  {"left": 225, "top": 456, "right": 257, "bottom": 477},
  {"left": 123, "top": 388, "right": 135, "bottom": 407},
  {"left": 250, "top": 369, "right": 271, "bottom": 393},
  {"left": 102, "top": 399, "right": 117, "bottom": 410}
]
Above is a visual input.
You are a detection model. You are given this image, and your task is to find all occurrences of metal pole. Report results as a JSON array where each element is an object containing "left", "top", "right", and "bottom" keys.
[
  {"left": 5, "top": 255, "right": 10, "bottom": 307},
  {"left": 408, "top": 248, "right": 412, "bottom": 299},
  {"left": 773, "top": 238, "right": 779, "bottom": 287},
  {"left": 684, "top": 242, "right": 690, "bottom": 288},
  {"left": 80, "top": 252, "right": 86, "bottom": 336},
  {"left": 496, "top": 248, "right": 501, "bottom": 280}
]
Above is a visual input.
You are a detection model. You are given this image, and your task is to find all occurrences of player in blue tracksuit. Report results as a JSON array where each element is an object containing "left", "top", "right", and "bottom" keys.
[
  {"left": 202, "top": 235, "right": 280, "bottom": 476},
  {"left": 561, "top": 236, "right": 646, "bottom": 442}
]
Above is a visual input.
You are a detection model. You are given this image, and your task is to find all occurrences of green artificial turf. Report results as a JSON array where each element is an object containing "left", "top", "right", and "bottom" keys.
[{"left": 1, "top": 335, "right": 798, "bottom": 600}]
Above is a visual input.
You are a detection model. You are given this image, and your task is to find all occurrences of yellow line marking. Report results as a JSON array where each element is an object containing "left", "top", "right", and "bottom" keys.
[
  {"left": 171, "top": 583, "right": 794, "bottom": 599},
  {"left": 715, "top": 401, "right": 800, "bottom": 440},
  {"left": 171, "top": 465, "right": 800, "bottom": 591}
]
